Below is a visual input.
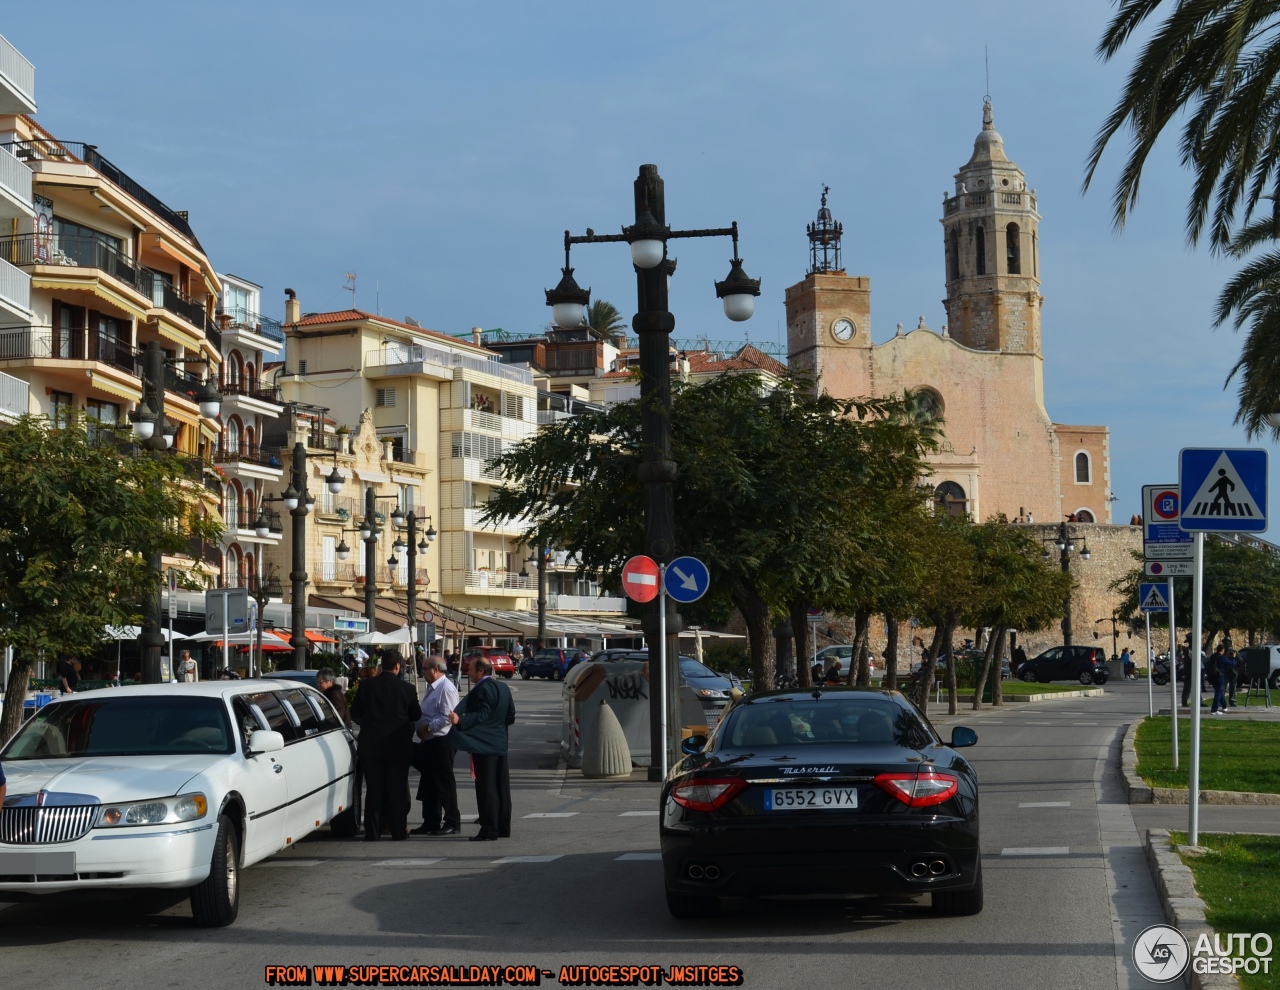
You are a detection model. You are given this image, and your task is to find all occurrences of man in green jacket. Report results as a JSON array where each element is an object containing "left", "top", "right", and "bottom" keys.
[{"left": 448, "top": 656, "right": 515, "bottom": 841}]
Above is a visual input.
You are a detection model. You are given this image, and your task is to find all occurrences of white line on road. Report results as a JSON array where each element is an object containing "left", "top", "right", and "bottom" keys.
[
  {"left": 615, "top": 853, "right": 663, "bottom": 861},
  {"left": 493, "top": 855, "right": 563, "bottom": 863},
  {"left": 1072, "top": 722, "right": 1100, "bottom": 726},
  {"left": 258, "top": 858, "right": 326, "bottom": 867},
  {"left": 620, "top": 810, "right": 660, "bottom": 817},
  {"left": 1019, "top": 802, "right": 1071, "bottom": 808},
  {"left": 374, "top": 859, "right": 445, "bottom": 867},
  {"left": 522, "top": 812, "right": 579, "bottom": 818},
  {"left": 1001, "top": 847, "right": 1070, "bottom": 856}
]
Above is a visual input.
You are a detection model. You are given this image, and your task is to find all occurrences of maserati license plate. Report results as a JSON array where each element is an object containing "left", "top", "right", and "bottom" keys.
[{"left": 763, "top": 787, "right": 858, "bottom": 810}]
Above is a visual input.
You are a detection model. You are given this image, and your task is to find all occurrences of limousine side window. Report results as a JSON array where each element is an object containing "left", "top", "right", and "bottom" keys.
[
  {"left": 244, "top": 691, "right": 298, "bottom": 741},
  {"left": 232, "top": 697, "right": 268, "bottom": 749},
  {"left": 304, "top": 691, "right": 346, "bottom": 732},
  {"left": 279, "top": 688, "right": 323, "bottom": 737}
]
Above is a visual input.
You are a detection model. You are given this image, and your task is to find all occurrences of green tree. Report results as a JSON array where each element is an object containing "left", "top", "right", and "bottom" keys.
[
  {"left": 482, "top": 375, "right": 936, "bottom": 688},
  {"left": 0, "top": 416, "right": 221, "bottom": 743},
  {"left": 910, "top": 515, "right": 977, "bottom": 716},
  {"left": 586, "top": 300, "right": 627, "bottom": 343}
]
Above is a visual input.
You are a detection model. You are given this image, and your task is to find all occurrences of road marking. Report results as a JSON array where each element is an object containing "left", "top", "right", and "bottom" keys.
[
  {"left": 374, "top": 858, "right": 445, "bottom": 867},
  {"left": 615, "top": 852, "right": 663, "bottom": 861},
  {"left": 620, "top": 810, "right": 660, "bottom": 817},
  {"left": 1072, "top": 722, "right": 1099, "bottom": 726},
  {"left": 1001, "top": 847, "right": 1070, "bottom": 857},
  {"left": 1019, "top": 801, "right": 1071, "bottom": 808},
  {"left": 1025, "top": 721, "right": 1054, "bottom": 725},
  {"left": 522, "top": 812, "right": 578, "bottom": 818},
  {"left": 258, "top": 858, "right": 326, "bottom": 867},
  {"left": 493, "top": 855, "right": 563, "bottom": 864}
]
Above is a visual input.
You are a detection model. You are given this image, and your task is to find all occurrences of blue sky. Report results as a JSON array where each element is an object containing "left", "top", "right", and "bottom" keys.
[{"left": 4, "top": 1, "right": 1265, "bottom": 527}]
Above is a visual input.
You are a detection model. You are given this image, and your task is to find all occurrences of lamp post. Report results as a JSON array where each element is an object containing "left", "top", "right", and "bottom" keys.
[
  {"left": 359, "top": 488, "right": 401, "bottom": 626},
  {"left": 1095, "top": 613, "right": 1121, "bottom": 659},
  {"left": 519, "top": 548, "right": 548, "bottom": 648},
  {"left": 545, "top": 165, "right": 760, "bottom": 779},
  {"left": 395, "top": 510, "right": 436, "bottom": 678},
  {"left": 129, "top": 340, "right": 222, "bottom": 684},
  {"left": 248, "top": 566, "right": 283, "bottom": 677},
  {"left": 1046, "top": 519, "right": 1091, "bottom": 648}
]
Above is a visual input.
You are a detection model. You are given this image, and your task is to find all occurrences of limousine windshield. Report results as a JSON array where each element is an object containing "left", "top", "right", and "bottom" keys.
[{"left": 3, "top": 697, "right": 235, "bottom": 759}]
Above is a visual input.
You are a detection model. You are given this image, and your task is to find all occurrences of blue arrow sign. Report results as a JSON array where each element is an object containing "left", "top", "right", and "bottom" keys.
[
  {"left": 1178, "top": 448, "right": 1268, "bottom": 533},
  {"left": 664, "top": 556, "right": 710, "bottom": 604},
  {"left": 1138, "top": 583, "right": 1170, "bottom": 614}
]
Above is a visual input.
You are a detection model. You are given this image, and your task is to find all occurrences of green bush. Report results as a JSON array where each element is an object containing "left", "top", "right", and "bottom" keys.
[
  {"left": 310, "top": 650, "right": 340, "bottom": 670},
  {"left": 702, "top": 642, "right": 750, "bottom": 678}
]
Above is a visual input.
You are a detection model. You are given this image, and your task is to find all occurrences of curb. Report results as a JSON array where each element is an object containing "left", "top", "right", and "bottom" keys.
[
  {"left": 1144, "top": 828, "right": 1239, "bottom": 990},
  {"left": 944, "top": 687, "right": 1107, "bottom": 705},
  {"left": 1122, "top": 718, "right": 1280, "bottom": 805}
]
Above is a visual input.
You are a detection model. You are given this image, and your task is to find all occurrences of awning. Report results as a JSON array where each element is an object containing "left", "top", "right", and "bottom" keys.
[
  {"left": 34, "top": 274, "right": 149, "bottom": 322},
  {"left": 285, "top": 629, "right": 339, "bottom": 644},
  {"left": 151, "top": 311, "right": 203, "bottom": 351},
  {"left": 354, "top": 469, "right": 390, "bottom": 483},
  {"left": 90, "top": 371, "right": 143, "bottom": 403}
]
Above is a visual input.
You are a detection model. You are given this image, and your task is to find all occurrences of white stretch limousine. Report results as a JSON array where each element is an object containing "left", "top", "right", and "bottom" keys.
[{"left": 0, "top": 681, "right": 359, "bottom": 926}]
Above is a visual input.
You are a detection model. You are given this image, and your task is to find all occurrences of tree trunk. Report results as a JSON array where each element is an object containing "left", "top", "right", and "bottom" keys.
[
  {"left": 791, "top": 599, "right": 812, "bottom": 688},
  {"left": 1, "top": 655, "right": 33, "bottom": 746},
  {"left": 734, "top": 587, "right": 775, "bottom": 689},
  {"left": 883, "top": 614, "right": 900, "bottom": 692},
  {"left": 915, "top": 623, "right": 945, "bottom": 715},
  {"left": 971, "top": 630, "right": 998, "bottom": 711},
  {"left": 851, "top": 609, "right": 872, "bottom": 687},
  {"left": 943, "top": 620, "right": 958, "bottom": 715},
  {"left": 992, "top": 627, "right": 1008, "bottom": 707}
]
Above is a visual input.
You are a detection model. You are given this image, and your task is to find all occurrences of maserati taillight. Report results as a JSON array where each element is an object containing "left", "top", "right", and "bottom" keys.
[
  {"left": 873, "top": 771, "right": 959, "bottom": 808},
  {"left": 670, "top": 778, "right": 747, "bottom": 812}
]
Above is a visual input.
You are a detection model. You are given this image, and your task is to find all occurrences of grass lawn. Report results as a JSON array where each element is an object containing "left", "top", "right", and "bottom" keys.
[
  {"left": 1136, "top": 717, "right": 1280, "bottom": 793},
  {"left": 997, "top": 681, "right": 1090, "bottom": 695},
  {"left": 1171, "top": 831, "right": 1280, "bottom": 990}
]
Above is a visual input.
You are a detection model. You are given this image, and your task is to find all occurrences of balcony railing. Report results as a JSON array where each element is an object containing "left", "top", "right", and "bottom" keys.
[
  {"left": 547, "top": 594, "right": 627, "bottom": 613},
  {"left": 0, "top": 139, "right": 198, "bottom": 242},
  {"left": 0, "top": 326, "right": 140, "bottom": 376},
  {"left": 465, "top": 569, "right": 533, "bottom": 591},
  {"left": 220, "top": 378, "right": 282, "bottom": 405},
  {"left": 214, "top": 442, "right": 283, "bottom": 468},
  {"left": 0, "top": 255, "right": 30, "bottom": 315},
  {"left": 163, "top": 363, "right": 209, "bottom": 405},
  {"left": 220, "top": 306, "right": 285, "bottom": 344},
  {"left": 0, "top": 34, "right": 36, "bottom": 110},
  {"left": 317, "top": 495, "right": 360, "bottom": 521},
  {"left": 0, "top": 233, "right": 210, "bottom": 333},
  {"left": 0, "top": 145, "right": 32, "bottom": 206},
  {"left": 187, "top": 535, "right": 222, "bottom": 569},
  {"left": 0, "top": 368, "right": 28, "bottom": 419},
  {"left": 364, "top": 344, "right": 533, "bottom": 386}
]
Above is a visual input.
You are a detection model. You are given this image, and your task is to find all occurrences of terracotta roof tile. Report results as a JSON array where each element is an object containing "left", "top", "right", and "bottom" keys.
[{"left": 290, "top": 309, "right": 492, "bottom": 353}]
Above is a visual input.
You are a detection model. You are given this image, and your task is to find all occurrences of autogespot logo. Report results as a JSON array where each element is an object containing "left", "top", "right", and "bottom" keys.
[{"left": 1133, "top": 924, "right": 1190, "bottom": 983}]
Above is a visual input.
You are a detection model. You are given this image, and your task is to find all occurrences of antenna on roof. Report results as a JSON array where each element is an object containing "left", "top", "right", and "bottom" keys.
[
  {"left": 342, "top": 272, "right": 357, "bottom": 308},
  {"left": 984, "top": 45, "right": 991, "bottom": 101}
]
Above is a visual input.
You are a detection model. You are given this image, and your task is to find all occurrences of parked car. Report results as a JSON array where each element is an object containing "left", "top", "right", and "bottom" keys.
[
  {"left": 1236, "top": 646, "right": 1280, "bottom": 690},
  {"left": 266, "top": 669, "right": 319, "bottom": 688},
  {"left": 593, "top": 650, "right": 736, "bottom": 726},
  {"left": 815, "top": 644, "right": 875, "bottom": 675},
  {"left": 0, "top": 681, "right": 358, "bottom": 927},
  {"left": 461, "top": 646, "right": 515, "bottom": 679},
  {"left": 661, "top": 688, "right": 981, "bottom": 918},
  {"left": 1018, "top": 645, "right": 1109, "bottom": 685},
  {"left": 520, "top": 647, "right": 588, "bottom": 681}
]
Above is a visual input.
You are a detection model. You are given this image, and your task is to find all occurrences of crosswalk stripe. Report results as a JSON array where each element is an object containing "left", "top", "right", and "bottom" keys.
[
  {"left": 1001, "top": 846, "right": 1070, "bottom": 856},
  {"left": 619, "top": 810, "right": 660, "bottom": 817},
  {"left": 493, "top": 855, "right": 563, "bottom": 864},
  {"left": 1019, "top": 801, "right": 1071, "bottom": 808},
  {"left": 522, "top": 812, "right": 578, "bottom": 818},
  {"left": 374, "top": 858, "right": 445, "bottom": 867},
  {"left": 615, "top": 853, "right": 663, "bottom": 861}
]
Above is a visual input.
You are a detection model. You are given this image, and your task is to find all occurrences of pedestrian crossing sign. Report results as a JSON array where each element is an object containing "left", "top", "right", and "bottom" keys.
[
  {"left": 1138, "top": 582, "right": 1170, "bottom": 614},
  {"left": 1178, "top": 448, "right": 1268, "bottom": 533}
]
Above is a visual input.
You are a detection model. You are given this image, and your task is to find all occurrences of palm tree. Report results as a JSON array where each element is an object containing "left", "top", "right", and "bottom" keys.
[
  {"left": 1216, "top": 217, "right": 1280, "bottom": 435},
  {"left": 1085, "top": 1, "right": 1280, "bottom": 250},
  {"left": 586, "top": 300, "right": 627, "bottom": 343}
]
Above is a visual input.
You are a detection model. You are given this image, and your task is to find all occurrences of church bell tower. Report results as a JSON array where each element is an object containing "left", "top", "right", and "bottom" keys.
[{"left": 941, "top": 99, "right": 1043, "bottom": 355}]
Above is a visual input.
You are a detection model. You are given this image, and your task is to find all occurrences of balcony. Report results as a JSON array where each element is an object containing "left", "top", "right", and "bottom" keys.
[
  {"left": 0, "top": 254, "right": 31, "bottom": 321},
  {"left": 316, "top": 495, "right": 361, "bottom": 523},
  {"left": 547, "top": 594, "right": 627, "bottom": 613},
  {"left": 0, "top": 369, "right": 28, "bottom": 420},
  {"left": 442, "top": 407, "right": 535, "bottom": 441},
  {"left": 0, "top": 325, "right": 139, "bottom": 377},
  {"left": 0, "top": 33, "right": 36, "bottom": 115},
  {"left": 163, "top": 363, "right": 210, "bottom": 407},
  {"left": 220, "top": 377, "right": 283, "bottom": 406},
  {"left": 220, "top": 307, "right": 285, "bottom": 345},
  {"left": 465, "top": 569, "right": 533, "bottom": 592},
  {"left": 364, "top": 344, "right": 534, "bottom": 387},
  {"left": 146, "top": 279, "right": 208, "bottom": 332},
  {"left": 214, "top": 442, "right": 283, "bottom": 469},
  {"left": 2, "top": 139, "right": 197, "bottom": 242},
  {"left": 0, "top": 146, "right": 33, "bottom": 220},
  {"left": 464, "top": 507, "right": 531, "bottom": 536}
]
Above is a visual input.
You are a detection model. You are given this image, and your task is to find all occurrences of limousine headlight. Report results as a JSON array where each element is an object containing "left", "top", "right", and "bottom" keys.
[{"left": 95, "top": 792, "right": 208, "bottom": 828}]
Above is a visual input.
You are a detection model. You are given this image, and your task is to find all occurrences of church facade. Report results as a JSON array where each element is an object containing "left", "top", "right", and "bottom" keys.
[{"left": 786, "top": 101, "right": 1112, "bottom": 525}]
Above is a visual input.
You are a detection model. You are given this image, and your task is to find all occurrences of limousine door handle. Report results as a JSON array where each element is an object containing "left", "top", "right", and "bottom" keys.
[{"left": 273, "top": 763, "right": 283, "bottom": 774}]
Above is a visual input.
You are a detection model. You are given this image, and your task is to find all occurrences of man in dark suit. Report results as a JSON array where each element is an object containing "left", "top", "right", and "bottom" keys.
[
  {"left": 448, "top": 656, "right": 516, "bottom": 841},
  {"left": 350, "top": 653, "right": 420, "bottom": 841}
]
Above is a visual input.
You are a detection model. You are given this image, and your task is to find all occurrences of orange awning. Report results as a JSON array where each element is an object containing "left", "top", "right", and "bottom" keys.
[{"left": 277, "top": 629, "right": 340, "bottom": 645}]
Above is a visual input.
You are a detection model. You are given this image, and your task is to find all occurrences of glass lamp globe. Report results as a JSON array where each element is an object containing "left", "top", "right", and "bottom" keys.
[
  {"left": 630, "top": 239, "right": 664, "bottom": 270},
  {"left": 552, "top": 301, "right": 583, "bottom": 329}
]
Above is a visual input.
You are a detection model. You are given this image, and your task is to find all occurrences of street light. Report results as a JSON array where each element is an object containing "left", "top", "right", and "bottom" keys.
[
  {"left": 519, "top": 546, "right": 548, "bottom": 648},
  {"left": 1047, "top": 517, "right": 1091, "bottom": 648},
  {"left": 129, "top": 340, "right": 222, "bottom": 684},
  {"left": 394, "top": 510, "right": 433, "bottom": 681},
  {"left": 543, "top": 164, "right": 759, "bottom": 779},
  {"left": 248, "top": 566, "right": 283, "bottom": 677}
]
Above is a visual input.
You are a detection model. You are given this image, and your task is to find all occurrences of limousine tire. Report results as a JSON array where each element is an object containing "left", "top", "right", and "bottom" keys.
[
  {"left": 330, "top": 806, "right": 360, "bottom": 839},
  {"left": 190, "top": 815, "right": 240, "bottom": 927}
]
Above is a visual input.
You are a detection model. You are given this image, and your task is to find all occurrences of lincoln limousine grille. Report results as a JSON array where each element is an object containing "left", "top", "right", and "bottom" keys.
[{"left": 0, "top": 805, "right": 100, "bottom": 844}]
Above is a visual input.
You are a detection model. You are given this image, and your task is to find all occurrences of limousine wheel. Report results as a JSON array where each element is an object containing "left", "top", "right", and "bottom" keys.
[
  {"left": 190, "top": 815, "right": 240, "bottom": 927},
  {"left": 330, "top": 806, "right": 360, "bottom": 839}
]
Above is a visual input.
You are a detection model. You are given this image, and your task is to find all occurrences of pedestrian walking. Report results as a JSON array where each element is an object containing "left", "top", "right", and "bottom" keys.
[
  {"left": 410, "top": 656, "right": 462, "bottom": 836},
  {"left": 176, "top": 650, "right": 199, "bottom": 682},
  {"left": 1208, "top": 647, "right": 1227, "bottom": 714},
  {"left": 447, "top": 656, "right": 515, "bottom": 841},
  {"left": 316, "top": 667, "right": 351, "bottom": 728},
  {"left": 1222, "top": 648, "right": 1239, "bottom": 709},
  {"left": 350, "top": 653, "right": 420, "bottom": 841},
  {"left": 1120, "top": 648, "right": 1135, "bottom": 680}
]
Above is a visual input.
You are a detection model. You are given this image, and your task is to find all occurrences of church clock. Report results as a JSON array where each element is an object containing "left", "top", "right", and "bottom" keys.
[{"left": 831, "top": 318, "right": 856, "bottom": 342}]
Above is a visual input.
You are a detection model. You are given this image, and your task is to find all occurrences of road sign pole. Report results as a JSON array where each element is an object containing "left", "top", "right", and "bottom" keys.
[
  {"left": 1189, "top": 532, "right": 1205, "bottom": 846},
  {"left": 1169, "top": 578, "right": 1178, "bottom": 770},
  {"left": 1145, "top": 611, "right": 1153, "bottom": 718},
  {"left": 658, "top": 564, "right": 668, "bottom": 779}
]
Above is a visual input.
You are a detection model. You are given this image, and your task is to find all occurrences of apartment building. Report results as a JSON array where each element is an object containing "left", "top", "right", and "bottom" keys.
[
  {"left": 0, "top": 43, "right": 223, "bottom": 580},
  {"left": 268, "top": 297, "right": 538, "bottom": 629},
  {"left": 213, "top": 273, "right": 286, "bottom": 588}
]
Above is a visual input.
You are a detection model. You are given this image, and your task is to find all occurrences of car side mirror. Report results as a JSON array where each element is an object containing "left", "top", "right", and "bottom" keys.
[
  {"left": 248, "top": 729, "right": 285, "bottom": 754},
  {"left": 949, "top": 726, "right": 978, "bottom": 748},
  {"left": 681, "top": 735, "right": 707, "bottom": 755}
]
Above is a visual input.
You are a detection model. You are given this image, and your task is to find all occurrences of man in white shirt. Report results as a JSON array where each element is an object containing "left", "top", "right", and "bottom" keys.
[
  {"left": 410, "top": 656, "right": 462, "bottom": 835},
  {"left": 176, "top": 650, "right": 198, "bottom": 682}
]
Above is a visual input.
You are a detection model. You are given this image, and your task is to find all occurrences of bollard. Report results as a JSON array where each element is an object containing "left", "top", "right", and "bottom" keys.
[{"left": 582, "top": 700, "right": 632, "bottom": 778}]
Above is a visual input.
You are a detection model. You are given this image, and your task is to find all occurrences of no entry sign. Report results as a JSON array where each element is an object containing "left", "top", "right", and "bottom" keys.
[{"left": 621, "top": 555, "right": 660, "bottom": 603}]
